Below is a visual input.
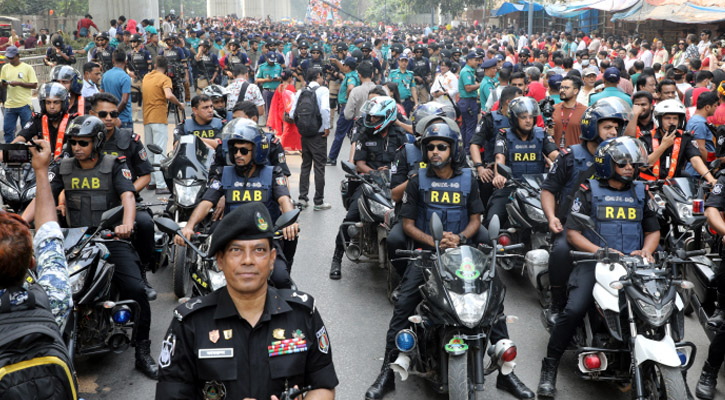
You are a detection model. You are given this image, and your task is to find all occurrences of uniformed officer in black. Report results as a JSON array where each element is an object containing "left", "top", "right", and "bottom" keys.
[
  {"left": 359, "top": 42, "right": 383, "bottom": 84},
  {"left": 174, "top": 94, "right": 224, "bottom": 149},
  {"left": 127, "top": 34, "right": 152, "bottom": 82},
  {"left": 90, "top": 32, "right": 116, "bottom": 72},
  {"left": 537, "top": 136, "right": 659, "bottom": 398},
  {"left": 161, "top": 34, "right": 189, "bottom": 88},
  {"left": 176, "top": 118, "right": 298, "bottom": 288},
  {"left": 89, "top": 92, "right": 157, "bottom": 300},
  {"left": 156, "top": 202, "right": 338, "bottom": 400},
  {"left": 329, "top": 96, "right": 407, "bottom": 280},
  {"left": 410, "top": 44, "right": 431, "bottom": 104},
  {"left": 193, "top": 40, "right": 221, "bottom": 88},
  {"left": 696, "top": 171, "right": 725, "bottom": 399},
  {"left": 222, "top": 39, "right": 249, "bottom": 82},
  {"left": 298, "top": 44, "right": 327, "bottom": 87},
  {"left": 366, "top": 122, "right": 534, "bottom": 400},
  {"left": 540, "top": 98, "right": 630, "bottom": 326},
  {"left": 44, "top": 34, "right": 76, "bottom": 67},
  {"left": 34, "top": 115, "right": 158, "bottom": 378}
]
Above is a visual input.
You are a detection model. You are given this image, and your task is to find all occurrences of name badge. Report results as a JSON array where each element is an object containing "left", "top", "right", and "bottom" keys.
[
  {"left": 596, "top": 206, "right": 642, "bottom": 221},
  {"left": 198, "top": 348, "right": 234, "bottom": 359},
  {"left": 426, "top": 190, "right": 463, "bottom": 205},
  {"left": 513, "top": 152, "right": 537, "bottom": 162}
]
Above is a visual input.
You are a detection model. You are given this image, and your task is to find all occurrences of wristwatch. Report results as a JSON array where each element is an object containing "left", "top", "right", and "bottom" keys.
[
  {"left": 459, "top": 233, "right": 468, "bottom": 245},
  {"left": 473, "top": 162, "right": 483, "bottom": 168}
]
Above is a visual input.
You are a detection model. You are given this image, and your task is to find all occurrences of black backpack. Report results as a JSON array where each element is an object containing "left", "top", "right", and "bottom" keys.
[
  {"left": 294, "top": 86, "right": 322, "bottom": 137},
  {"left": 0, "top": 285, "right": 78, "bottom": 400}
]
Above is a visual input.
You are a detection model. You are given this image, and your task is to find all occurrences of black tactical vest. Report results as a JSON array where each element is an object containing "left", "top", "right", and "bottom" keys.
[{"left": 60, "top": 156, "right": 118, "bottom": 227}]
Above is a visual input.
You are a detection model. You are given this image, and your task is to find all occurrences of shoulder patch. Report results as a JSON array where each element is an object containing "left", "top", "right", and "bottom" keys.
[
  {"left": 117, "top": 156, "right": 127, "bottom": 161},
  {"left": 278, "top": 289, "right": 316, "bottom": 314},
  {"left": 173, "top": 295, "right": 217, "bottom": 321}
]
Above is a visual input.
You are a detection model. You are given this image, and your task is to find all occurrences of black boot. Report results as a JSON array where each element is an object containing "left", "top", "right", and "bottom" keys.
[
  {"left": 496, "top": 371, "right": 534, "bottom": 399},
  {"left": 537, "top": 357, "right": 559, "bottom": 398},
  {"left": 135, "top": 339, "right": 159, "bottom": 379},
  {"left": 696, "top": 361, "right": 720, "bottom": 400},
  {"left": 329, "top": 245, "right": 344, "bottom": 280},
  {"left": 365, "top": 351, "right": 396, "bottom": 400},
  {"left": 141, "top": 269, "right": 157, "bottom": 301},
  {"left": 544, "top": 287, "right": 567, "bottom": 328},
  {"left": 707, "top": 295, "right": 725, "bottom": 329}
]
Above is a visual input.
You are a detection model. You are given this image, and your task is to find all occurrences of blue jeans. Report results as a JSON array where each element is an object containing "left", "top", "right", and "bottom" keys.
[
  {"left": 458, "top": 97, "right": 478, "bottom": 154},
  {"left": 3, "top": 105, "right": 32, "bottom": 143},
  {"left": 121, "top": 121, "right": 134, "bottom": 130},
  {"left": 328, "top": 105, "right": 354, "bottom": 162},
  {"left": 402, "top": 98, "right": 415, "bottom": 117}
]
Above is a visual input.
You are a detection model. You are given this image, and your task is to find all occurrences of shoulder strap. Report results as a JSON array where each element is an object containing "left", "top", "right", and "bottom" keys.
[
  {"left": 277, "top": 288, "right": 316, "bottom": 314},
  {"left": 172, "top": 293, "right": 217, "bottom": 322},
  {"left": 240, "top": 82, "right": 250, "bottom": 102},
  {"left": 101, "top": 155, "right": 117, "bottom": 173},
  {"left": 260, "top": 165, "right": 274, "bottom": 183},
  {"left": 59, "top": 158, "right": 74, "bottom": 175},
  {"left": 460, "top": 168, "right": 472, "bottom": 193}
]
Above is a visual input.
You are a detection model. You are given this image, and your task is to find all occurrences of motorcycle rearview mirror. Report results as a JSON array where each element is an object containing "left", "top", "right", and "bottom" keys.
[
  {"left": 99, "top": 206, "right": 125, "bottom": 229},
  {"left": 710, "top": 159, "right": 722, "bottom": 170},
  {"left": 274, "top": 209, "right": 300, "bottom": 231},
  {"left": 497, "top": 163, "right": 512, "bottom": 180},
  {"left": 154, "top": 216, "right": 182, "bottom": 235},
  {"left": 571, "top": 212, "right": 609, "bottom": 247},
  {"left": 430, "top": 212, "right": 444, "bottom": 244},
  {"left": 146, "top": 144, "right": 164, "bottom": 155},
  {"left": 488, "top": 215, "right": 500, "bottom": 240},
  {"left": 341, "top": 161, "right": 357, "bottom": 175}
]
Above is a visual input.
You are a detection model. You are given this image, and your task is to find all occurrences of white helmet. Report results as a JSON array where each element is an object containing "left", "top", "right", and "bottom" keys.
[{"left": 653, "top": 99, "right": 687, "bottom": 131}]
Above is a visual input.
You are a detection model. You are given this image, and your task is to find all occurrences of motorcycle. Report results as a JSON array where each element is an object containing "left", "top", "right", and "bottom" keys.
[
  {"left": 0, "top": 149, "right": 37, "bottom": 214},
  {"left": 63, "top": 206, "right": 140, "bottom": 361},
  {"left": 495, "top": 165, "right": 551, "bottom": 306},
  {"left": 153, "top": 209, "right": 301, "bottom": 297},
  {"left": 554, "top": 212, "right": 700, "bottom": 399},
  {"left": 340, "top": 161, "right": 397, "bottom": 299},
  {"left": 390, "top": 214, "right": 525, "bottom": 400}
]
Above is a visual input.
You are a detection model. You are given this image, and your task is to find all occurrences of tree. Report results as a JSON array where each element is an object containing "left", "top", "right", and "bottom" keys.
[{"left": 0, "top": 0, "right": 87, "bottom": 16}]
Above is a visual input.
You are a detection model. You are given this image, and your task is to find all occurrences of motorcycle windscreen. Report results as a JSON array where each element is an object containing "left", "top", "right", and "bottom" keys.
[
  {"left": 439, "top": 246, "right": 492, "bottom": 294},
  {"left": 162, "top": 134, "right": 213, "bottom": 181},
  {"left": 669, "top": 177, "right": 696, "bottom": 200}
]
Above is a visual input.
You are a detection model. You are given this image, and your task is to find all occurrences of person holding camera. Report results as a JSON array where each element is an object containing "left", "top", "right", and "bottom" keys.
[
  {"left": 44, "top": 34, "right": 76, "bottom": 67},
  {"left": 551, "top": 76, "right": 587, "bottom": 149}
]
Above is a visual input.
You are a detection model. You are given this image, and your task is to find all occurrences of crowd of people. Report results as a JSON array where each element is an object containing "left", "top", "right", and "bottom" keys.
[{"left": 2, "top": 11, "right": 725, "bottom": 399}]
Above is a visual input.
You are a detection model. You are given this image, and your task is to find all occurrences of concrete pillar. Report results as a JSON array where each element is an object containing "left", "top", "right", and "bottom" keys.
[
  {"left": 243, "top": 0, "right": 292, "bottom": 21},
  {"left": 207, "top": 0, "right": 241, "bottom": 17},
  {"left": 88, "top": 0, "right": 159, "bottom": 32}
]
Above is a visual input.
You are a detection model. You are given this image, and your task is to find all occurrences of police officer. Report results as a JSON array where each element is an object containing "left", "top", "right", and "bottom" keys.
[
  {"left": 14, "top": 83, "right": 73, "bottom": 159},
  {"left": 478, "top": 58, "right": 498, "bottom": 112},
  {"left": 90, "top": 32, "right": 116, "bottom": 72},
  {"left": 255, "top": 52, "right": 283, "bottom": 116},
  {"left": 174, "top": 94, "right": 224, "bottom": 150},
  {"left": 365, "top": 122, "right": 534, "bottom": 400},
  {"left": 458, "top": 51, "right": 482, "bottom": 153},
  {"left": 193, "top": 40, "right": 221, "bottom": 90},
  {"left": 360, "top": 42, "right": 383, "bottom": 84},
  {"left": 410, "top": 44, "right": 431, "bottom": 105},
  {"left": 88, "top": 92, "right": 156, "bottom": 300},
  {"left": 202, "top": 85, "right": 234, "bottom": 122},
  {"left": 330, "top": 97, "right": 406, "bottom": 280},
  {"left": 222, "top": 39, "right": 249, "bottom": 81},
  {"left": 470, "top": 86, "right": 522, "bottom": 207},
  {"left": 540, "top": 98, "right": 631, "bottom": 327},
  {"left": 49, "top": 65, "right": 86, "bottom": 116},
  {"left": 292, "top": 40, "right": 311, "bottom": 89},
  {"left": 388, "top": 54, "right": 417, "bottom": 116},
  {"left": 44, "top": 34, "right": 76, "bottom": 67},
  {"left": 698, "top": 177, "right": 725, "bottom": 399},
  {"left": 47, "top": 115, "right": 158, "bottom": 378},
  {"left": 156, "top": 202, "right": 338, "bottom": 400},
  {"left": 160, "top": 35, "right": 189, "bottom": 97},
  {"left": 299, "top": 44, "right": 327, "bottom": 87},
  {"left": 327, "top": 57, "right": 360, "bottom": 166},
  {"left": 127, "top": 34, "right": 152, "bottom": 83},
  {"left": 537, "top": 136, "right": 659, "bottom": 398},
  {"left": 327, "top": 43, "right": 348, "bottom": 111},
  {"left": 176, "top": 118, "right": 298, "bottom": 288},
  {"left": 638, "top": 99, "right": 717, "bottom": 185},
  {"left": 487, "top": 97, "right": 559, "bottom": 226}
]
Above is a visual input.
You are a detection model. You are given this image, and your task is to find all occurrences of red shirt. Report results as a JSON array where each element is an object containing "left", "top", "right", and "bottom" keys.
[
  {"left": 708, "top": 103, "right": 725, "bottom": 126},
  {"left": 528, "top": 81, "right": 547, "bottom": 102},
  {"left": 77, "top": 18, "right": 98, "bottom": 31}
]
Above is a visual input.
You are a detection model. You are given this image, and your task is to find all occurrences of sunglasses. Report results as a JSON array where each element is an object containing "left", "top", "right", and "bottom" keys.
[
  {"left": 614, "top": 160, "right": 634, "bottom": 168},
  {"left": 69, "top": 139, "right": 92, "bottom": 147},
  {"left": 426, "top": 143, "right": 449, "bottom": 152},
  {"left": 96, "top": 110, "right": 119, "bottom": 118},
  {"left": 233, "top": 147, "right": 252, "bottom": 155}
]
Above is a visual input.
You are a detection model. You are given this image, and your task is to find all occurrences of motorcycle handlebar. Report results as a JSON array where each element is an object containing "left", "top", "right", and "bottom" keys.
[
  {"left": 395, "top": 249, "right": 419, "bottom": 257},
  {"left": 685, "top": 249, "right": 707, "bottom": 257},
  {"left": 501, "top": 243, "right": 525, "bottom": 252},
  {"left": 570, "top": 250, "right": 596, "bottom": 260}
]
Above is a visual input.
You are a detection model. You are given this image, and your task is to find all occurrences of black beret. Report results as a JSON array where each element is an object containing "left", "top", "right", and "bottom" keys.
[{"left": 208, "top": 202, "right": 274, "bottom": 256}]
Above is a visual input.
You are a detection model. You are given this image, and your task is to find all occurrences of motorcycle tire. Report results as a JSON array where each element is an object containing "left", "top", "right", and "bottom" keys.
[
  {"left": 447, "top": 353, "right": 471, "bottom": 400},
  {"left": 639, "top": 362, "right": 687, "bottom": 400},
  {"left": 172, "top": 244, "right": 190, "bottom": 298},
  {"left": 386, "top": 260, "right": 400, "bottom": 305}
]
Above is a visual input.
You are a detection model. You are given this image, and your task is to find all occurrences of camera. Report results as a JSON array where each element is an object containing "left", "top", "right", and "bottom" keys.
[
  {"left": 0, "top": 143, "right": 35, "bottom": 164},
  {"left": 540, "top": 97, "right": 556, "bottom": 128}
]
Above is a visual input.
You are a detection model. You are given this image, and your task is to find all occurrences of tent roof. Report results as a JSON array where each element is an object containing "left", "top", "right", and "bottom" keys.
[
  {"left": 495, "top": 1, "right": 544, "bottom": 16},
  {"left": 615, "top": 0, "right": 725, "bottom": 23}
]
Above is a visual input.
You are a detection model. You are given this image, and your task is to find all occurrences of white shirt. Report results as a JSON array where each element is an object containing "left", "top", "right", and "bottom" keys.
[
  {"left": 430, "top": 71, "right": 459, "bottom": 104},
  {"left": 577, "top": 40, "right": 587, "bottom": 52},
  {"left": 81, "top": 79, "right": 99, "bottom": 98},
  {"left": 639, "top": 49, "right": 653, "bottom": 68},
  {"left": 225, "top": 77, "right": 265, "bottom": 111},
  {"left": 108, "top": 26, "right": 117, "bottom": 38},
  {"left": 289, "top": 81, "right": 330, "bottom": 132}
]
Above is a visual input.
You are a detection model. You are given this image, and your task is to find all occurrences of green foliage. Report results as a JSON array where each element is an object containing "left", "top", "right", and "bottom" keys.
[
  {"left": 364, "top": 0, "right": 415, "bottom": 23},
  {"left": 364, "top": 0, "right": 486, "bottom": 23},
  {"left": 0, "top": 0, "right": 88, "bottom": 16}
]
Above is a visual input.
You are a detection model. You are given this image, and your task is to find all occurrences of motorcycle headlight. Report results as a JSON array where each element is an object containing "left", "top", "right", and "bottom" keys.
[
  {"left": 69, "top": 269, "right": 88, "bottom": 294},
  {"left": 636, "top": 299, "right": 674, "bottom": 327},
  {"left": 208, "top": 269, "right": 227, "bottom": 291},
  {"left": 174, "top": 182, "right": 202, "bottom": 207},
  {"left": 524, "top": 203, "right": 547, "bottom": 223},
  {"left": 368, "top": 200, "right": 392, "bottom": 217},
  {"left": 0, "top": 182, "right": 19, "bottom": 202},
  {"left": 450, "top": 292, "right": 488, "bottom": 328},
  {"left": 677, "top": 203, "right": 692, "bottom": 220}
]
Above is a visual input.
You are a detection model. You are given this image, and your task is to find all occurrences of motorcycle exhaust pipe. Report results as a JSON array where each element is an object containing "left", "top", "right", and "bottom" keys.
[
  {"left": 390, "top": 353, "right": 411, "bottom": 381},
  {"left": 346, "top": 244, "right": 361, "bottom": 261},
  {"left": 108, "top": 333, "right": 131, "bottom": 354}
]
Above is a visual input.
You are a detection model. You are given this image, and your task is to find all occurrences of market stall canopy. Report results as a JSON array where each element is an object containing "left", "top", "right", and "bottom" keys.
[
  {"left": 612, "top": 0, "right": 725, "bottom": 23},
  {"left": 545, "top": 0, "right": 639, "bottom": 18},
  {"left": 495, "top": 1, "right": 544, "bottom": 16}
]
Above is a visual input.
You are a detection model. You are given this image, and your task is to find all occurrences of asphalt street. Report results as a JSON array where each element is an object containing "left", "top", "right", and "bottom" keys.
[{"left": 74, "top": 132, "right": 718, "bottom": 400}]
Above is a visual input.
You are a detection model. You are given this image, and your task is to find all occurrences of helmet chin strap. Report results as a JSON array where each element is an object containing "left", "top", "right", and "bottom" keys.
[
  {"left": 46, "top": 112, "right": 63, "bottom": 121},
  {"left": 431, "top": 158, "right": 450, "bottom": 169}
]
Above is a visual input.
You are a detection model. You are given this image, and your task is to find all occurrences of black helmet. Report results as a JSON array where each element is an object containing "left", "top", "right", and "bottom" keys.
[
  {"left": 199, "top": 39, "right": 211, "bottom": 48},
  {"left": 65, "top": 115, "right": 106, "bottom": 155},
  {"left": 391, "top": 43, "right": 404, "bottom": 54},
  {"left": 51, "top": 34, "right": 64, "bottom": 48},
  {"left": 221, "top": 118, "right": 270, "bottom": 165},
  {"left": 411, "top": 102, "right": 456, "bottom": 136},
  {"left": 413, "top": 43, "right": 425, "bottom": 53},
  {"left": 594, "top": 136, "right": 648, "bottom": 183},
  {"left": 421, "top": 120, "right": 464, "bottom": 169},
  {"left": 351, "top": 49, "right": 363, "bottom": 62},
  {"left": 310, "top": 43, "right": 323, "bottom": 54},
  {"left": 164, "top": 34, "right": 177, "bottom": 42},
  {"left": 336, "top": 43, "right": 348, "bottom": 53},
  {"left": 298, "top": 40, "right": 310, "bottom": 49},
  {"left": 361, "top": 42, "right": 372, "bottom": 51},
  {"left": 38, "top": 82, "right": 69, "bottom": 120},
  {"left": 228, "top": 38, "right": 240, "bottom": 48},
  {"left": 50, "top": 65, "right": 83, "bottom": 95},
  {"left": 507, "top": 97, "right": 541, "bottom": 134},
  {"left": 130, "top": 34, "right": 143, "bottom": 43}
]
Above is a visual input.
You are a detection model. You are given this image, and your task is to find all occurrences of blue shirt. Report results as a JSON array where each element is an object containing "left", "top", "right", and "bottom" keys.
[
  {"left": 589, "top": 86, "right": 632, "bottom": 106},
  {"left": 684, "top": 114, "right": 714, "bottom": 177},
  {"left": 101, "top": 67, "right": 133, "bottom": 124}
]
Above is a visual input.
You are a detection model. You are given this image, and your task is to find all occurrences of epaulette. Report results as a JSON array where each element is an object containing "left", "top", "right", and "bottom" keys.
[
  {"left": 580, "top": 183, "right": 590, "bottom": 191},
  {"left": 561, "top": 147, "right": 571, "bottom": 155},
  {"left": 117, "top": 155, "right": 127, "bottom": 162},
  {"left": 132, "top": 134, "right": 140, "bottom": 142},
  {"left": 278, "top": 288, "right": 316, "bottom": 314},
  {"left": 172, "top": 296, "right": 217, "bottom": 322},
  {"left": 498, "top": 128, "right": 506, "bottom": 134}
]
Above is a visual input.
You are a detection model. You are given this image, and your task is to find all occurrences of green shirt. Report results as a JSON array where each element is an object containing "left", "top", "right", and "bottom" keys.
[
  {"left": 479, "top": 76, "right": 496, "bottom": 110},
  {"left": 631, "top": 72, "right": 641, "bottom": 86},
  {"left": 589, "top": 86, "right": 633, "bottom": 107},
  {"left": 255, "top": 63, "right": 283, "bottom": 90},
  {"left": 458, "top": 65, "right": 478, "bottom": 98},
  {"left": 338, "top": 70, "right": 361, "bottom": 104},
  {"left": 389, "top": 69, "right": 416, "bottom": 100}
]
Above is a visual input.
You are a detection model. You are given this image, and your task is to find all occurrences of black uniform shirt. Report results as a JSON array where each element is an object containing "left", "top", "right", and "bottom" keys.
[
  {"left": 493, "top": 129, "right": 559, "bottom": 159},
  {"left": 354, "top": 128, "right": 407, "bottom": 170},
  {"left": 565, "top": 180, "right": 659, "bottom": 233},
  {"left": 201, "top": 165, "right": 290, "bottom": 205},
  {"left": 156, "top": 286, "right": 338, "bottom": 400},
  {"left": 49, "top": 155, "right": 136, "bottom": 199},
  {"left": 102, "top": 130, "right": 153, "bottom": 180},
  {"left": 704, "top": 174, "right": 725, "bottom": 210},
  {"left": 638, "top": 129, "right": 701, "bottom": 179},
  {"left": 391, "top": 147, "right": 414, "bottom": 188}
]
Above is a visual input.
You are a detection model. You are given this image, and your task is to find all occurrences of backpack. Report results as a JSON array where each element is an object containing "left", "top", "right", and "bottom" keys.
[
  {"left": 0, "top": 285, "right": 78, "bottom": 400},
  {"left": 294, "top": 86, "right": 322, "bottom": 137}
]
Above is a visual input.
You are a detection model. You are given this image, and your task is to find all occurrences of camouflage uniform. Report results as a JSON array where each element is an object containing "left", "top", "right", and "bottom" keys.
[{"left": 0, "top": 221, "right": 71, "bottom": 327}]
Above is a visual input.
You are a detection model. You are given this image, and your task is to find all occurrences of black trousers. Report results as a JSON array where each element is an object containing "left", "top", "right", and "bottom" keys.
[
  {"left": 484, "top": 186, "right": 514, "bottom": 227},
  {"left": 133, "top": 209, "right": 155, "bottom": 270},
  {"left": 387, "top": 221, "right": 408, "bottom": 277},
  {"left": 547, "top": 261, "right": 596, "bottom": 360},
  {"left": 334, "top": 186, "right": 364, "bottom": 256},
  {"left": 299, "top": 133, "right": 327, "bottom": 205},
  {"left": 548, "top": 230, "right": 574, "bottom": 289},
  {"left": 476, "top": 180, "right": 495, "bottom": 213},
  {"left": 383, "top": 228, "right": 505, "bottom": 355},
  {"left": 105, "top": 241, "right": 151, "bottom": 342}
]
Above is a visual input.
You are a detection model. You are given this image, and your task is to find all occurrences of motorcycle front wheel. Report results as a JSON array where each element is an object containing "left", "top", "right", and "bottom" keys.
[
  {"left": 447, "top": 353, "right": 483, "bottom": 400},
  {"left": 172, "top": 244, "right": 191, "bottom": 298},
  {"left": 639, "top": 362, "right": 687, "bottom": 400}
]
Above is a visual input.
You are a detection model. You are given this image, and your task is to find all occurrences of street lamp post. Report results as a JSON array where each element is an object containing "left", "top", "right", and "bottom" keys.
[{"left": 528, "top": 0, "right": 533, "bottom": 36}]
